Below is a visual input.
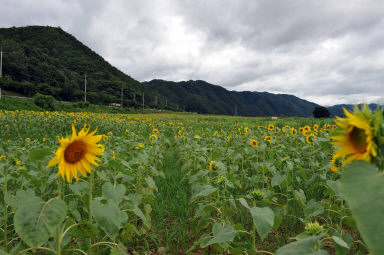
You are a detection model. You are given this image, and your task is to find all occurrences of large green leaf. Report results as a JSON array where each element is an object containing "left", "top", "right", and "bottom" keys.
[
  {"left": 28, "top": 147, "right": 52, "bottom": 162},
  {"left": 69, "top": 221, "right": 99, "bottom": 239},
  {"left": 339, "top": 161, "right": 384, "bottom": 255},
  {"left": 202, "top": 222, "right": 237, "bottom": 247},
  {"left": 275, "top": 235, "right": 328, "bottom": 255},
  {"left": 190, "top": 185, "right": 217, "bottom": 202},
  {"left": 14, "top": 198, "right": 67, "bottom": 247},
  {"left": 91, "top": 200, "right": 121, "bottom": 237},
  {"left": 102, "top": 182, "right": 126, "bottom": 203},
  {"left": 250, "top": 207, "right": 274, "bottom": 240},
  {"left": 4, "top": 189, "right": 39, "bottom": 210},
  {"left": 271, "top": 173, "right": 286, "bottom": 187}
]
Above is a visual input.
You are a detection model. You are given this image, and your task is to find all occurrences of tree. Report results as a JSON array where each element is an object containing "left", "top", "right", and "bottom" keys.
[{"left": 313, "top": 106, "right": 330, "bottom": 118}]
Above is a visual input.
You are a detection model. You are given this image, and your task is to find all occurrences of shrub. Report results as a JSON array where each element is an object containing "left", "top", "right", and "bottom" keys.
[{"left": 33, "top": 93, "right": 55, "bottom": 110}]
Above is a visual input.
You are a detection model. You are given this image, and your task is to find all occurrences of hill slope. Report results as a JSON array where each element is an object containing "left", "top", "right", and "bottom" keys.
[
  {"left": 144, "top": 79, "right": 319, "bottom": 117},
  {"left": 0, "top": 26, "right": 160, "bottom": 107},
  {"left": 1, "top": 26, "right": 320, "bottom": 116},
  {"left": 328, "top": 104, "right": 382, "bottom": 117}
]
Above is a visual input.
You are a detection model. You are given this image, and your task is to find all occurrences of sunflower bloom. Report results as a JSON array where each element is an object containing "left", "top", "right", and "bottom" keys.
[
  {"left": 209, "top": 160, "right": 218, "bottom": 171},
  {"left": 47, "top": 124, "right": 104, "bottom": 183},
  {"left": 331, "top": 108, "right": 377, "bottom": 166},
  {"left": 250, "top": 139, "right": 258, "bottom": 147}
]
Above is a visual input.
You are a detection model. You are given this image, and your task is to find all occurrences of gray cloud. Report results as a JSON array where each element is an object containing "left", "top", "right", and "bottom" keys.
[{"left": 1, "top": 0, "right": 384, "bottom": 105}]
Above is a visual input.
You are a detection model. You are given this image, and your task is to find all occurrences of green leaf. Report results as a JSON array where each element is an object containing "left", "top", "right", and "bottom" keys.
[
  {"left": 304, "top": 200, "right": 323, "bottom": 222},
  {"left": 69, "top": 182, "right": 89, "bottom": 196},
  {"left": 332, "top": 236, "right": 350, "bottom": 249},
  {"left": 0, "top": 250, "right": 10, "bottom": 255},
  {"left": 14, "top": 198, "right": 67, "bottom": 247},
  {"left": 4, "top": 188, "right": 39, "bottom": 210},
  {"left": 271, "top": 173, "right": 286, "bottom": 187},
  {"left": 28, "top": 147, "right": 52, "bottom": 162},
  {"left": 91, "top": 200, "right": 121, "bottom": 237},
  {"left": 339, "top": 161, "right": 384, "bottom": 255},
  {"left": 102, "top": 182, "right": 126, "bottom": 203},
  {"left": 275, "top": 235, "right": 328, "bottom": 255},
  {"left": 239, "top": 198, "right": 250, "bottom": 210},
  {"left": 249, "top": 207, "right": 274, "bottom": 240},
  {"left": 145, "top": 177, "right": 158, "bottom": 192},
  {"left": 190, "top": 185, "right": 217, "bottom": 202},
  {"left": 202, "top": 222, "right": 237, "bottom": 247},
  {"left": 110, "top": 242, "right": 128, "bottom": 255},
  {"left": 293, "top": 189, "right": 306, "bottom": 207},
  {"left": 69, "top": 221, "right": 99, "bottom": 239}
]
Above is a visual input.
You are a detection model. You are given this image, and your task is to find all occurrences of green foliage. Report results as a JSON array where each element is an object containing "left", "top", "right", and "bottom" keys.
[
  {"left": 145, "top": 79, "right": 319, "bottom": 117},
  {"left": 313, "top": 106, "right": 330, "bottom": 118},
  {"left": 14, "top": 197, "right": 67, "bottom": 247},
  {"left": 33, "top": 93, "right": 55, "bottom": 110},
  {"left": 275, "top": 235, "right": 328, "bottom": 255},
  {"left": 339, "top": 161, "right": 384, "bottom": 255},
  {"left": 249, "top": 207, "right": 274, "bottom": 240},
  {"left": 0, "top": 26, "right": 159, "bottom": 107}
]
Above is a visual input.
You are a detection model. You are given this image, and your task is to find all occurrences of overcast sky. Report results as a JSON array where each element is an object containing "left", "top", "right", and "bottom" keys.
[{"left": 1, "top": 0, "right": 384, "bottom": 106}]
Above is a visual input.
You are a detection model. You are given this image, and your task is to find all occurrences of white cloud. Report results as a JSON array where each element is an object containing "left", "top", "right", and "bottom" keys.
[{"left": 1, "top": 0, "right": 384, "bottom": 105}]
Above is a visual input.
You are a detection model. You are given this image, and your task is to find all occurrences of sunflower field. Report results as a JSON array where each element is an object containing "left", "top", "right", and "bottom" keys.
[{"left": 0, "top": 107, "right": 383, "bottom": 254}]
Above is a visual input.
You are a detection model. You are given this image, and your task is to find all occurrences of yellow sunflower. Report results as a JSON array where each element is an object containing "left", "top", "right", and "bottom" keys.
[
  {"left": 264, "top": 135, "right": 272, "bottom": 144},
  {"left": 330, "top": 108, "right": 377, "bottom": 166},
  {"left": 47, "top": 124, "right": 104, "bottom": 183},
  {"left": 267, "top": 124, "right": 275, "bottom": 131},
  {"left": 209, "top": 160, "right": 218, "bottom": 171},
  {"left": 306, "top": 133, "right": 316, "bottom": 144},
  {"left": 330, "top": 165, "right": 338, "bottom": 173},
  {"left": 290, "top": 128, "right": 297, "bottom": 136},
  {"left": 250, "top": 139, "right": 258, "bottom": 147}
]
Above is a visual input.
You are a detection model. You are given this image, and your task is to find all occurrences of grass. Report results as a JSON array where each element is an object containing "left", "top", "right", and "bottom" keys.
[
  {"left": 0, "top": 96, "right": 178, "bottom": 115},
  {"left": 151, "top": 143, "right": 194, "bottom": 254}
]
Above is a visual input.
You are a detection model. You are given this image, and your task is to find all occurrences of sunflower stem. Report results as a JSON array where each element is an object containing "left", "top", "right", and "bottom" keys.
[
  {"left": 56, "top": 178, "right": 62, "bottom": 255},
  {"left": 88, "top": 172, "right": 94, "bottom": 255},
  {"left": 3, "top": 165, "right": 8, "bottom": 252}
]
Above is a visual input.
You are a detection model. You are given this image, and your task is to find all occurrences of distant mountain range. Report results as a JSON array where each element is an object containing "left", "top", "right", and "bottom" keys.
[
  {"left": 328, "top": 104, "right": 382, "bottom": 117},
  {"left": 144, "top": 79, "right": 318, "bottom": 116},
  {"left": 0, "top": 25, "right": 380, "bottom": 117}
]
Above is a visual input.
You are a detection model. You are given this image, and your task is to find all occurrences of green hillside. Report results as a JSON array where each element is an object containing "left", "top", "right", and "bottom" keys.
[
  {"left": 1, "top": 26, "right": 320, "bottom": 116},
  {"left": 0, "top": 26, "right": 162, "bottom": 107},
  {"left": 144, "top": 79, "right": 319, "bottom": 117}
]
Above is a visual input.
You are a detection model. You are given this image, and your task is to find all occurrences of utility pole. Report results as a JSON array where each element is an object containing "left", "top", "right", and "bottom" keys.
[
  {"left": 84, "top": 74, "right": 87, "bottom": 103},
  {"left": 121, "top": 85, "right": 123, "bottom": 107},
  {"left": 0, "top": 46, "right": 3, "bottom": 100}
]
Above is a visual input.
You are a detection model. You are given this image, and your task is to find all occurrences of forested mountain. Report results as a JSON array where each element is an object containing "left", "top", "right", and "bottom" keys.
[
  {"left": 328, "top": 104, "right": 382, "bottom": 117},
  {"left": 1, "top": 26, "right": 321, "bottom": 116},
  {"left": 144, "top": 79, "right": 319, "bottom": 117},
  {"left": 0, "top": 26, "right": 161, "bottom": 107}
]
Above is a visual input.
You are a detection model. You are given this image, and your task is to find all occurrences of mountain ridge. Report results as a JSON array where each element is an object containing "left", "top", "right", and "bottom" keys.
[{"left": 1, "top": 25, "right": 327, "bottom": 116}]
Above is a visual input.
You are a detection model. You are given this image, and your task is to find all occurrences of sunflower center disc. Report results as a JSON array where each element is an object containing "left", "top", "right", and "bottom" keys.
[
  {"left": 350, "top": 127, "right": 367, "bottom": 152},
  {"left": 64, "top": 141, "right": 87, "bottom": 163}
]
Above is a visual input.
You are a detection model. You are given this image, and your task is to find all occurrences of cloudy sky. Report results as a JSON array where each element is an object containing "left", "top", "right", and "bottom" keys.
[{"left": 1, "top": 0, "right": 384, "bottom": 106}]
